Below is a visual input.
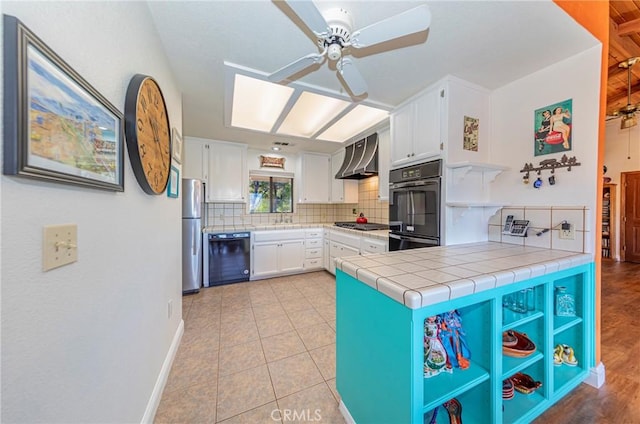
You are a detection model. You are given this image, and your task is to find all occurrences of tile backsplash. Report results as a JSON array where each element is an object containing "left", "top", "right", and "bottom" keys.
[
  {"left": 356, "top": 176, "right": 389, "bottom": 223},
  {"left": 205, "top": 176, "right": 389, "bottom": 227},
  {"left": 488, "top": 206, "right": 590, "bottom": 253}
]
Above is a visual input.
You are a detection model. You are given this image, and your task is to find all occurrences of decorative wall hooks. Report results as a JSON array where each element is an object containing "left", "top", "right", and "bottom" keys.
[{"left": 520, "top": 154, "right": 581, "bottom": 182}]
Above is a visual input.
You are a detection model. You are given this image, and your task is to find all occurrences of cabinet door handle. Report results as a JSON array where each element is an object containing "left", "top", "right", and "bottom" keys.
[
  {"left": 411, "top": 153, "right": 415, "bottom": 157},
  {"left": 406, "top": 154, "right": 410, "bottom": 158}
]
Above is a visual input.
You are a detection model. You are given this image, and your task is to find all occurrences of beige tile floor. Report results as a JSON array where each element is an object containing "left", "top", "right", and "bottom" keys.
[{"left": 154, "top": 271, "right": 345, "bottom": 424}]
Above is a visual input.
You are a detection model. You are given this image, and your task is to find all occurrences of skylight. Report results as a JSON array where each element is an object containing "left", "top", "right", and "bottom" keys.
[
  {"left": 317, "top": 105, "right": 390, "bottom": 143},
  {"left": 231, "top": 74, "right": 294, "bottom": 132},
  {"left": 226, "top": 64, "right": 390, "bottom": 144},
  {"left": 277, "top": 92, "right": 350, "bottom": 138}
]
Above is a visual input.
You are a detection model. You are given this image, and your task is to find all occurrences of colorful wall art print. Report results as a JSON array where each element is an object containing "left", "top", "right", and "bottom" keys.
[
  {"left": 463, "top": 116, "right": 479, "bottom": 151},
  {"left": 534, "top": 99, "right": 572, "bottom": 157},
  {"left": 3, "top": 15, "right": 124, "bottom": 191}
]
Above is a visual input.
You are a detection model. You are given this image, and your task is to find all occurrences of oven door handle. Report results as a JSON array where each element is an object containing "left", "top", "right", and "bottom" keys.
[
  {"left": 409, "top": 191, "right": 415, "bottom": 226},
  {"left": 389, "top": 233, "right": 436, "bottom": 244}
]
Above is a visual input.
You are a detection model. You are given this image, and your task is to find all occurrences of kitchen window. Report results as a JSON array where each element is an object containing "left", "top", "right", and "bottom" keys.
[{"left": 249, "top": 172, "right": 293, "bottom": 213}]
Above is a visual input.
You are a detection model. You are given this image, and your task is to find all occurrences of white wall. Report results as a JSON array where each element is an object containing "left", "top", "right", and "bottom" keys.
[
  {"left": 1, "top": 2, "right": 183, "bottom": 422},
  {"left": 489, "top": 45, "right": 602, "bottom": 252},
  {"left": 603, "top": 120, "right": 640, "bottom": 259}
]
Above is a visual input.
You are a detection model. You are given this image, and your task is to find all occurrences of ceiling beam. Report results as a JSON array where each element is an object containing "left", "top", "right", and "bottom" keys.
[
  {"left": 607, "top": 85, "right": 640, "bottom": 105},
  {"left": 609, "top": 17, "right": 640, "bottom": 62},
  {"left": 616, "top": 17, "right": 640, "bottom": 37}
]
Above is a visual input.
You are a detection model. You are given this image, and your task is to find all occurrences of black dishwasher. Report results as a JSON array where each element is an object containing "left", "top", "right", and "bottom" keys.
[{"left": 206, "top": 232, "right": 250, "bottom": 286}]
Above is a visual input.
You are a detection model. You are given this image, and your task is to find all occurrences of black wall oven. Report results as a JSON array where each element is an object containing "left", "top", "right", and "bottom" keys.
[{"left": 389, "top": 160, "right": 441, "bottom": 251}]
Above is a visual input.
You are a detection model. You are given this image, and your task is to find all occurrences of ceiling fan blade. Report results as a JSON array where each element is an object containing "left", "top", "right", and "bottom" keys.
[
  {"left": 350, "top": 4, "right": 431, "bottom": 49},
  {"left": 337, "top": 58, "right": 368, "bottom": 96},
  {"left": 268, "top": 53, "right": 325, "bottom": 82},
  {"left": 283, "top": 0, "right": 331, "bottom": 38}
]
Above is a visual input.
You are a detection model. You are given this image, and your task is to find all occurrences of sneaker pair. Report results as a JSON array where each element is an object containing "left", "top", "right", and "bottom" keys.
[{"left": 554, "top": 343, "right": 578, "bottom": 366}]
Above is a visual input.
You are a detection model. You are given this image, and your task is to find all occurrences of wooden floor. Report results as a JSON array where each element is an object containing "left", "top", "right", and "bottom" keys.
[{"left": 535, "top": 260, "right": 640, "bottom": 423}]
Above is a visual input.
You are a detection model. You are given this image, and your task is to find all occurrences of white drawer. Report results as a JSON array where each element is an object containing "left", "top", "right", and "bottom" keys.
[
  {"left": 330, "top": 231, "right": 360, "bottom": 249},
  {"left": 330, "top": 242, "right": 359, "bottom": 258},
  {"left": 305, "top": 228, "right": 323, "bottom": 239},
  {"left": 253, "top": 229, "right": 304, "bottom": 242},
  {"left": 305, "top": 239, "right": 322, "bottom": 248},
  {"left": 305, "top": 248, "right": 322, "bottom": 259},
  {"left": 360, "top": 237, "right": 387, "bottom": 254},
  {"left": 304, "top": 258, "right": 323, "bottom": 269}
]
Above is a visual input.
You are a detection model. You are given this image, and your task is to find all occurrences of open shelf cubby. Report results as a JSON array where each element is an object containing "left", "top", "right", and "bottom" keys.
[{"left": 335, "top": 262, "right": 594, "bottom": 424}]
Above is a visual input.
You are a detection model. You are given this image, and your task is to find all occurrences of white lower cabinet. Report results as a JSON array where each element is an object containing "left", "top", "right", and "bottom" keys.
[
  {"left": 251, "top": 228, "right": 388, "bottom": 278},
  {"left": 251, "top": 229, "right": 324, "bottom": 279},
  {"left": 328, "top": 231, "right": 361, "bottom": 275},
  {"left": 323, "top": 234, "right": 330, "bottom": 271},
  {"left": 279, "top": 240, "right": 306, "bottom": 273},
  {"left": 252, "top": 242, "right": 280, "bottom": 278},
  {"left": 251, "top": 230, "right": 305, "bottom": 280},
  {"left": 303, "top": 229, "right": 324, "bottom": 271}
]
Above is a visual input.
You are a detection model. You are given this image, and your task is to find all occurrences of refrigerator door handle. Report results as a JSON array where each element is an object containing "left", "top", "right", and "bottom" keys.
[{"left": 192, "top": 224, "right": 198, "bottom": 254}]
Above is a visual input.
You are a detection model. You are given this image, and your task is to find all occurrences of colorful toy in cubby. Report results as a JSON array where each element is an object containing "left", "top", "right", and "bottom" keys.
[{"left": 424, "top": 310, "right": 471, "bottom": 378}]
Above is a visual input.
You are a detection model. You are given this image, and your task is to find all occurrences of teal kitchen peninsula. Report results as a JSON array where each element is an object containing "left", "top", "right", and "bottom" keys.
[{"left": 335, "top": 242, "right": 594, "bottom": 424}]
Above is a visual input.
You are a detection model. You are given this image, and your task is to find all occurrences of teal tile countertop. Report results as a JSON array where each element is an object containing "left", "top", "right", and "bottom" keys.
[{"left": 335, "top": 242, "right": 593, "bottom": 309}]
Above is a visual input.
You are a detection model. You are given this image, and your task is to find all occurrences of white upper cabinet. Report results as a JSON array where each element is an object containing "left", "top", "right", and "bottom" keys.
[
  {"left": 330, "top": 149, "right": 358, "bottom": 203},
  {"left": 183, "top": 138, "right": 247, "bottom": 203},
  {"left": 377, "top": 127, "right": 390, "bottom": 200},
  {"left": 182, "top": 137, "right": 208, "bottom": 181},
  {"left": 390, "top": 85, "right": 442, "bottom": 168},
  {"left": 298, "top": 153, "right": 330, "bottom": 203},
  {"left": 206, "top": 141, "right": 247, "bottom": 203}
]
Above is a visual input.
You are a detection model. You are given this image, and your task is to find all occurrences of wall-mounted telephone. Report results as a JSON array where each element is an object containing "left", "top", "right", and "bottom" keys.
[
  {"left": 502, "top": 215, "right": 530, "bottom": 236},
  {"left": 502, "top": 215, "right": 514, "bottom": 234}
]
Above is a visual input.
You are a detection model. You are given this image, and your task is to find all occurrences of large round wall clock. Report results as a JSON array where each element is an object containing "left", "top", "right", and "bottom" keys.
[{"left": 124, "top": 74, "right": 171, "bottom": 195}]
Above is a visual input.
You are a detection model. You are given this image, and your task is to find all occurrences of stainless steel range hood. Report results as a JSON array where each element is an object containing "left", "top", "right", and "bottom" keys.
[{"left": 335, "top": 133, "right": 378, "bottom": 180}]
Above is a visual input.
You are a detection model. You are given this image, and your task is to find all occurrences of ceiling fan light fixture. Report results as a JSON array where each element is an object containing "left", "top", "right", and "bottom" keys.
[
  {"left": 621, "top": 114, "right": 637, "bottom": 129},
  {"left": 327, "top": 43, "right": 342, "bottom": 61}
]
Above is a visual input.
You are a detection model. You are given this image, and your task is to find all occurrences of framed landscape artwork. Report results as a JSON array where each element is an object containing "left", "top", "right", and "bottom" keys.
[{"left": 3, "top": 15, "right": 124, "bottom": 191}]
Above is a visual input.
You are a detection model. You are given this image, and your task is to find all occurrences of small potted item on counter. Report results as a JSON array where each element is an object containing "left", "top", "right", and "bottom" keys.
[{"left": 356, "top": 212, "right": 368, "bottom": 224}]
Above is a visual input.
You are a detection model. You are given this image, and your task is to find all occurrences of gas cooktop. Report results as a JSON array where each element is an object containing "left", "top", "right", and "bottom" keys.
[{"left": 334, "top": 222, "right": 389, "bottom": 231}]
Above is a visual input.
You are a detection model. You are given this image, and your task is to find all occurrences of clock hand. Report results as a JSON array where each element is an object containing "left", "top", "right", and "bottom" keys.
[{"left": 148, "top": 117, "right": 159, "bottom": 143}]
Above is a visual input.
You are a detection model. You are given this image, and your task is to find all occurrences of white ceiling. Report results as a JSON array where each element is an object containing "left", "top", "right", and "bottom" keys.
[{"left": 147, "top": 0, "right": 599, "bottom": 154}]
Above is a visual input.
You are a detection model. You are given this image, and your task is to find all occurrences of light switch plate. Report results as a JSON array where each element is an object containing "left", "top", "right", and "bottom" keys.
[{"left": 43, "top": 224, "right": 78, "bottom": 271}]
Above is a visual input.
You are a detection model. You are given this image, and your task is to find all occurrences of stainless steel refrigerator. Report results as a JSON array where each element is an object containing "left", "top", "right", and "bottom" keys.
[{"left": 182, "top": 179, "right": 204, "bottom": 294}]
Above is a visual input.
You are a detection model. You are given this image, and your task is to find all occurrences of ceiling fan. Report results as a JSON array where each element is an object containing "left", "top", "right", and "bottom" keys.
[
  {"left": 268, "top": 1, "right": 432, "bottom": 97},
  {"left": 611, "top": 57, "right": 640, "bottom": 129}
]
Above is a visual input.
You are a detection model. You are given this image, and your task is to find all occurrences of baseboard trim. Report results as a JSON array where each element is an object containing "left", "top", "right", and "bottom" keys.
[
  {"left": 584, "top": 361, "right": 606, "bottom": 388},
  {"left": 141, "top": 319, "right": 184, "bottom": 423},
  {"left": 338, "top": 400, "right": 356, "bottom": 424}
]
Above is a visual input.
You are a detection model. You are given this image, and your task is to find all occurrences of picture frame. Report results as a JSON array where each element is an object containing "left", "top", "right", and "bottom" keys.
[
  {"left": 167, "top": 165, "right": 179, "bottom": 198},
  {"left": 534, "top": 99, "right": 572, "bottom": 157},
  {"left": 3, "top": 15, "right": 125, "bottom": 191},
  {"left": 463, "top": 116, "right": 479, "bottom": 152},
  {"left": 171, "top": 127, "right": 183, "bottom": 164}
]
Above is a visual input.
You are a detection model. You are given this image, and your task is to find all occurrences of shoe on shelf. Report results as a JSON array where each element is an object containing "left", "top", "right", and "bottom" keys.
[
  {"left": 553, "top": 344, "right": 563, "bottom": 366},
  {"left": 561, "top": 344, "right": 578, "bottom": 366},
  {"left": 443, "top": 398, "right": 462, "bottom": 424}
]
